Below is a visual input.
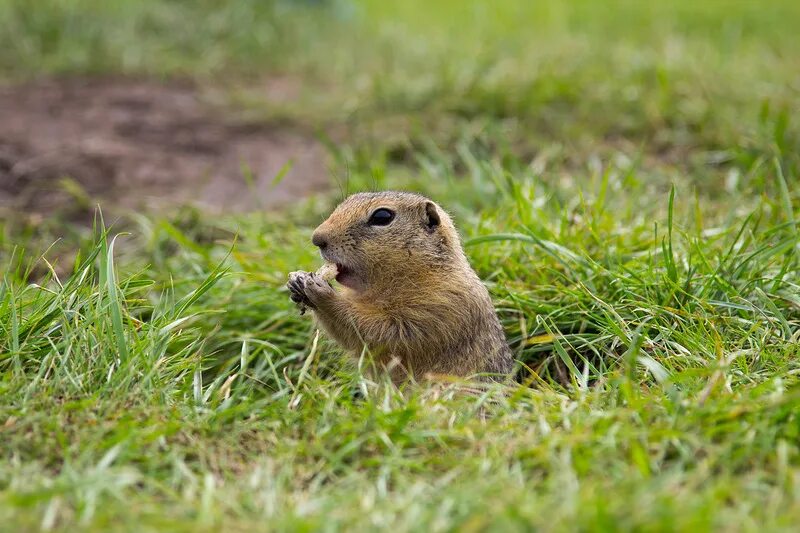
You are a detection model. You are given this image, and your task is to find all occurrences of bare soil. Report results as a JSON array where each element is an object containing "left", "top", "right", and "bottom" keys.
[{"left": 0, "top": 78, "right": 329, "bottom": 217}]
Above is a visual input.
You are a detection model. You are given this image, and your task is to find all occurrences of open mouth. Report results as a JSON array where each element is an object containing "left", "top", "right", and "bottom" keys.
[
  {"left": 334, "top": 263, "right": 347, "bottom": 282},
  {"left": 320, "top": 251, "right": 362, "bottom": 291},
  {"left": 334, "top": 263, "right": 359, "bottom": 289}
]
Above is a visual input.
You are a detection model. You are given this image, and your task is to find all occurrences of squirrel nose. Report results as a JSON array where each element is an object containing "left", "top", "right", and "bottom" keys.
[{"left": 312, "top": 231, "right": 328, "bottom": 250}]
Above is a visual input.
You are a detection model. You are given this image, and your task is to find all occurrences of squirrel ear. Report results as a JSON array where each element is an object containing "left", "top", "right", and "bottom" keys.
[{"left": 424, "top": 201, "right": 441, "bottom": 232}]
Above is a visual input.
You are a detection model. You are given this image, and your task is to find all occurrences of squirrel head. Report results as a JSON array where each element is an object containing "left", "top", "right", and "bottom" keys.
[{"left": 311, "top": 191, "right": 463, "bottom": 292}]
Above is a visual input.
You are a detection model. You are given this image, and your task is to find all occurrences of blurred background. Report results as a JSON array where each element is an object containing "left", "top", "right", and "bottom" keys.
[
  {"left": 1, "top": 0, "right": 797, "bottom": 223},
  {"left": 2, "top": 3, "right": 800, "bottom": 529}
]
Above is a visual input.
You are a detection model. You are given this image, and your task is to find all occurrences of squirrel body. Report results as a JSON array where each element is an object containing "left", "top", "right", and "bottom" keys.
[{"left": 288, "top": 191, "right": 512, "bottom": 383}]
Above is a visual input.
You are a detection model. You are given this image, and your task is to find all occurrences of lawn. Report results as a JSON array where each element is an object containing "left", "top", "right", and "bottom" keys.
[{"left": 1, "top": 0, "right": 800, "bottom": 530}]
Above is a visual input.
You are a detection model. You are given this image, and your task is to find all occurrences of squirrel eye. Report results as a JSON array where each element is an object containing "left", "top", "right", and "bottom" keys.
[{"left": 368, "top": 208, "right": 395, "bottom": 226}]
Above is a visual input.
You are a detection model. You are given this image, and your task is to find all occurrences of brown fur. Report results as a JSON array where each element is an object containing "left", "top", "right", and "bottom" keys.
[{"left": 287, "top": 191, "right": 513, "bottom": 383}]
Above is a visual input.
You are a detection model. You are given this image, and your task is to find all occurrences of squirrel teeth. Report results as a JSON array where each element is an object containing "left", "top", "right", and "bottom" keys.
[{"left": 316, "top": 262, "right": 339, "bottom": 282}]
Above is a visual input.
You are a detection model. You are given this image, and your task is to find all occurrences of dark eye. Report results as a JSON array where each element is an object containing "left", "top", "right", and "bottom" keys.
[{"left": 368, "top": 208, "right": 395, "bottom": 226}]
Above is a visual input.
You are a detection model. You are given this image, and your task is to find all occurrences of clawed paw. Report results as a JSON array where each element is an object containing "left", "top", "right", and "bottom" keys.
[
  {"left": 287, "top": 271, "right": 312, "bottom": 312},
  {"left": 287, "top": 271, "right": 335, "bottom": 314}
]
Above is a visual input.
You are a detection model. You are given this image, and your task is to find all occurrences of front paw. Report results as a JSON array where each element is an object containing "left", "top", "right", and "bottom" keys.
[
  {"left": 287, "top": 271, "right": 313, "bottom": 312},
  {"left": 303, "top": 272, "right": 336, "bottom": 307},
  {"left": 287, "top": 271, "right": 335, "bottom": 313}
]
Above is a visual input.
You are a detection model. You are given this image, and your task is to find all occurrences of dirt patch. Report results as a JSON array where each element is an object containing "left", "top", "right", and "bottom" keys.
[{"left": 0, "top": 78, "right": 329, "bottom": 217}]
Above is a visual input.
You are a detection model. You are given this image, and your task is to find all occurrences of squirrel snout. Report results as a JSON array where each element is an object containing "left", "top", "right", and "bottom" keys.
[{"left": 311, "top": 231, "right": 328, "bottom": 250}]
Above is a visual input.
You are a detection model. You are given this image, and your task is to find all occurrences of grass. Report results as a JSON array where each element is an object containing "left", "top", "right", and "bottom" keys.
[{"left": 2, "top": 0, "right": 800, "bottom": 530}]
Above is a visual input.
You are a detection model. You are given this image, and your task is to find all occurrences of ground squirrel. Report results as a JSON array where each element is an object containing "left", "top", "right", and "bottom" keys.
[{"left": 287, "top": 191, "right": 513, "bottom": 383}]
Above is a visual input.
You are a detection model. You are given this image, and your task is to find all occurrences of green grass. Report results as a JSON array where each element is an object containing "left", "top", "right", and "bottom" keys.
[{"left": 2, "top": 0, "right": 800, "bottom": 530}]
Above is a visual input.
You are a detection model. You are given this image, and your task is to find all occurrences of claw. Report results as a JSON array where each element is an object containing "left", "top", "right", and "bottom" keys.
[
  {"left": 287, "top": 279, "right": 304, "bottom": 295},
  {"left": 286, "top": 271, "right": 315, "bottom": 313}
]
